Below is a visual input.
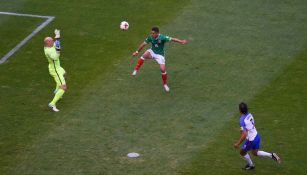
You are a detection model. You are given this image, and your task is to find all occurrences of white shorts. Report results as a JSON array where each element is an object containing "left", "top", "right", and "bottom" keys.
[{"left": 147, "top": 49, "right": 165, "bottom": 65}]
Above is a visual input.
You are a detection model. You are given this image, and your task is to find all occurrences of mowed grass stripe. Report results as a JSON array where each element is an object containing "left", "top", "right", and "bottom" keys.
[
  {"left": 0, "top": 15, "right": 44, "bottom": 57},
  {"left": 180, "top": 45, "right": 307, "bottom": 175},
  {"left": 0, "top": 0, "right": 190, "bottom": 174}
]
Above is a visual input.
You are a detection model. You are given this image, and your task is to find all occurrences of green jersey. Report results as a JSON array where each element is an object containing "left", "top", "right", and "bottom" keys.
[
  {"left": 44, "top": 45, "right": 61, "bottom": 71},
  {"left": 145, "top": 34, "right": 171, "bottom": 56}
]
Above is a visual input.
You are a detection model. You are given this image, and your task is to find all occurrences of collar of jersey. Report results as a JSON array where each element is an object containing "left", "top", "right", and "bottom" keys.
[
  {"left": 240, "top": 113, "right": 250, "bottom": 119},
  {"left": 153, "top": 34, "right": 160, "bottom": 40}
]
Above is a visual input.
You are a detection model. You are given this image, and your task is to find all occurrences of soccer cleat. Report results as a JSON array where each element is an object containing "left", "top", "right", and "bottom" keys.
[
  {"left": 272, "top": 153, "right": 281, "bottom": 163},
  {"left": 163, "top": 84, "right": 170, "bottom": 92},
  {"left": 48, "top": 103, "right": 60, "bottom": 112},
  {"left": 242, "top": 164, "right": 255, "bottom": 170},
  {"left": 132, "top": 70, "right": 137, "bottom": 76}
]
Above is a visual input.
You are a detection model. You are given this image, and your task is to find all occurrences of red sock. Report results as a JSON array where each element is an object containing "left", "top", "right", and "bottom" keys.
[
  {"left": 135, "top": 58, "right": 144, "bottom": 71},
  {"left": 161, "top": 73, "right": 167, "bottom": 85}
]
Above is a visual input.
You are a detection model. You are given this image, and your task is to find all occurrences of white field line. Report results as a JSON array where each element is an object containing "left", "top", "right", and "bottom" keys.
[{"left": 0, "top": 12, "right": 55, "bottom": 64}]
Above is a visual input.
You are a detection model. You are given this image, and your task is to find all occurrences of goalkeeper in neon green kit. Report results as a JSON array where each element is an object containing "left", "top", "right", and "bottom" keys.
[{"left": 44, "top": 29, "right": 66, "bottom": 112}]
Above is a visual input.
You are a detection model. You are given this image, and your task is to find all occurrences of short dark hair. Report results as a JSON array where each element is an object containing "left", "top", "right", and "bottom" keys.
[
  {"left": 239, "top": 102, "right": 248, "bottom": 114},
  {"left": 151, "top": 26, "right": 159, "bottom": 33}
]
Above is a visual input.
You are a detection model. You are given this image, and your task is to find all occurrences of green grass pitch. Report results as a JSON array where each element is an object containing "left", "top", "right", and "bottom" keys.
[{"left": 0, "top": 0, "right": 306, "bottom": 174}]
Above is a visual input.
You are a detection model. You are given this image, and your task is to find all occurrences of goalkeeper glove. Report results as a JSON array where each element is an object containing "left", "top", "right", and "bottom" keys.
[
  {"left": 54, "top": 29, "right": 60, "bottom": 39},
  {"left": 55, "top": 40, "right": 61, "bottom": 50}
]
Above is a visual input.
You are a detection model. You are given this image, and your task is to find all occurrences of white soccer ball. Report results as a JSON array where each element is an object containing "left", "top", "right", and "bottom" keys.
[{"left": 120, "top": 21, "right": 129, "bottom": 30}]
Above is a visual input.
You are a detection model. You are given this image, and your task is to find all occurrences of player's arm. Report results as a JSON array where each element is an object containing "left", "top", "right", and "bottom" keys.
[
  {"left": 170, "top": 37, "right": 188, "bottom": 45},
  {"left": 54, "top": 29, "right": 61, "bottom": 52},
  {"left": 234, "top": 128, "right": 247, "bottom": 149},
  {"left": 49, "top": 49, "right": 60, "bottom": 61},
  {"left": 132, "top": 42, "right": 148, "bottom": 57}
]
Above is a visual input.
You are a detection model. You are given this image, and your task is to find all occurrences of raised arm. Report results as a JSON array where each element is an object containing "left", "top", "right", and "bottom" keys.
[
  {"left": 54, "top": 29, "right": 61, "bottom": 52},
  {"left": 132, "top": 42, "right": 148, "bottom": 57},
  {"left": 170, "top": 37, "right": 188, "bottom": 45}
]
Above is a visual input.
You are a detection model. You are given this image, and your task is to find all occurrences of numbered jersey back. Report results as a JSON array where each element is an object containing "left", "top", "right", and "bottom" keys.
[{"left": 240, "top": 113, "right": 258, "bottom": 141}]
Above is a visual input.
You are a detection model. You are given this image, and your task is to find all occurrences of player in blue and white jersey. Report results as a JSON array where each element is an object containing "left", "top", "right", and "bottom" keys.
[{"left": 234, "top": 102, "right": 281, "bottom": 170}]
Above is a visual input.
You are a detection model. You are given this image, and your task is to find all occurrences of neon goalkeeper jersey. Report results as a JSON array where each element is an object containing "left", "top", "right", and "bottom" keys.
[{"left": 44, "top": 45, "right": 61, "bottom": 71}]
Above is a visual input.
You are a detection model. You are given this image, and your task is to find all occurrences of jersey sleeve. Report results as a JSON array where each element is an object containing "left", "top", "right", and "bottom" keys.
[
  {"left": 48, "top": 48, "right": 60, "bottom": 60},
  {"left": 145, "top": 36, "right": 152, "bottom": 44},
  {"left": 165, "top": 35, "right": 171, "bottom": 42},
  {"left": 239, "top": 118, "right": 247, "bottom": 131},
  {"left": 54, "top": 40, "right": 61, "bottom": 50},
  {"left": 161, "top": 34, "right": 171, "bottom": 42}
]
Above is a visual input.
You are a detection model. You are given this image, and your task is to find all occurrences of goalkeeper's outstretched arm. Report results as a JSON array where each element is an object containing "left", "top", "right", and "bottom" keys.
[{"left": 54, "top": 29, "right": 61, "bottom": 52}]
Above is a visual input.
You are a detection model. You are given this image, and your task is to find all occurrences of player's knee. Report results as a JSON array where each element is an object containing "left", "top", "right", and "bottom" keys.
[
  {"left": 160, "top": 68, "right": 166, "bottom": 73},
  {"left": 143, "top": 53, "right": 150, "bottom": 59},
  {"left": 240, "top": 150, "right": 247, "bottom": 156},
  {"left": 160, "top": 66, "right": 166, "bottom": 73},
  {"left": 60, "top": 85, "right": 67, "bottom": 91},
  {"left": 252, "top": 150, "right": 258, "bottom": 156},
  {"left": 145, "top": 51, "right": 154, "bottom": 59}
]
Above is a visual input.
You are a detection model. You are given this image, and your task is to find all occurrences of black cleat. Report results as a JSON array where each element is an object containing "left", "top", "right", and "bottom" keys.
[
  {"left": 272, "top": 153, "right": 281, "bottom": 163},
  {"left": 242, "top": 164, "right": 255, "bottom": 170}
]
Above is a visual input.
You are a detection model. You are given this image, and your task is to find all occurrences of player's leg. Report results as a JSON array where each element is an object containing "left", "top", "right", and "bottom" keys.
[
  {"left": 154, "top": 55, "right": 169, "bottom": 92},
  {"left": 153, "top": 54, "right": 170, "bottom": 92},
  {"left": 251, "top": 135, "right": 281, "bottom": 163},
  {"left": 52, "top": 69, "right": 64, "bottom": 94},
  {"left": 50, "top": 84, "right": 66, "bottom": 105},
  {"left": 132, "top": 50, "right": 152, "bottom": 76},
  {"left": 252, "top": 150, "right": 281, "bottom": 163},
  {"left": 49, "top": 84, "right": 66, "bottom": 112},
  {"left": 54, "top": 84, "right": 59, "bottom": 94},
  {"left": 252, "top": 149, "right": 273, "bottom": 158},
  {"left": 49, "top": 70, "right": 67, "bottom": 112},
  {"left": 240, "top": 140, "right": 255, "bottom": 170},
  {"left": 159, "top": 64, "right": 169, "bottom": 92}
]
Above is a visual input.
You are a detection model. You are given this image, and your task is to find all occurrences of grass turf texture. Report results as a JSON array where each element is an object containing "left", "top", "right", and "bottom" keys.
[
  {"left": 0, "top": 15, "right": 45, "bottom": 57},
  {"left": 0, "top": 0, "right": 306, "bottom": 174},
  {"left": 180, "top": 45, "right": 307, "bottom": 175}
]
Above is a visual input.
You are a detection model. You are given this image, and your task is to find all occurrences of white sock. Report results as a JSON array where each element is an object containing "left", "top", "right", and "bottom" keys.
[
  {"left": 243, "top": 154, "right": 254, "bottom": 166},
  {"left": 257, "top": 151, "right": 272, "bottom": 158}
]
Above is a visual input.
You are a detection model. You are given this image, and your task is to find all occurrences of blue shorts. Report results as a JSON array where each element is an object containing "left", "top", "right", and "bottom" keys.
[{"left": 241, "top": 134, "right": 261, "bottom": 152}]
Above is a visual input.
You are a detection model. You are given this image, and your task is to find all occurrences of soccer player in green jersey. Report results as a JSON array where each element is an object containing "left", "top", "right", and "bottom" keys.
[
  {"left": 44, "top": 29, "right": 67, "bottom": 112},
  {"left": 132, "top": 27, "right": 187, "bottom": 92}
]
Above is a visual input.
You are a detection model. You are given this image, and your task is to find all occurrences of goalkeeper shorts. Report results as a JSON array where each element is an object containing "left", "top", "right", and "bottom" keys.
[{"left": 49, "top": 67, "right": 66, "bottom": 86}]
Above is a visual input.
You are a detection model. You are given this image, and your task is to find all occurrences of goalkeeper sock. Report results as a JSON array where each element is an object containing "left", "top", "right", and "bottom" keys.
[
  {"left": 161, "top": 72, "right": 167, "bottom": 85},
  {"left": 135, "top": 58, "right": 144, "bottom": 71},
  {"left": 54, "top": 85, "right": 59, "bottom": 94},
  {"left": 50, "top": 89, "right": 65, "bottom": 106}
]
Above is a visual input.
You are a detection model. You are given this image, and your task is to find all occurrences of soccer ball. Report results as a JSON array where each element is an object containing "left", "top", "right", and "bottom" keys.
[{"left": 120, "top": 21, "right": 129, "bottom": 30}]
